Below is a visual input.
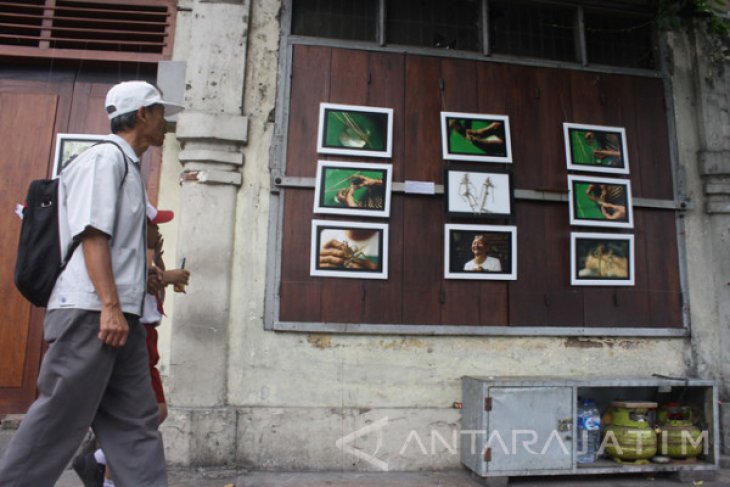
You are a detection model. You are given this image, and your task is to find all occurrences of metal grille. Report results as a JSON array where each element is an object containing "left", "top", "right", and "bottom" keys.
[
  {"left": 584, "top": 8, "right": 656, "bottom": 70},
  {"left": 288, "top": 0, "right": 661, "bottom": 71},
  {"left": 386, "top": 0, "right": 480, "bottom": 52},
  {"left": 489, "top": 1, "right": 577, "bottom": 62},
  {"left": 291, "top": 0, "right": 376, "bottom": 42},
  {"left": 0, "top": 0, "right": 175, "bottom": 61}
]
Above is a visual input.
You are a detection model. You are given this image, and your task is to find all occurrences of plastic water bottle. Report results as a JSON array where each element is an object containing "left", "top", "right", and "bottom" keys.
[{"left": 576, "top": 398, "right": 601, "bottom": 464}]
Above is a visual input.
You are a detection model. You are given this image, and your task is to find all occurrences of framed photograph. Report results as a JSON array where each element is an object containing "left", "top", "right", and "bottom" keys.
[
  {"left": 440, "top": 112, "right": 512, "bottom": 163},
  {"left": 313, "top": 160, "right": 393, "bottom": 218},
  {"left": 568, "top": 175, "right": 633, "bottom": 228},
  {"left": 444, "top": 165, "right": 512, "bottom": 218},
  {"left": 310, "top": 219, "right": 388, "bottom": 279},
  {"left": 444, "top": 224, "right": 517, "bottom": 280},
  {"left": 563, "top": 122, "right": 629, "bottom": 174},
  {"left": 52, "top": 133, "right": 106, "bottom": 177},
  {"left": 317, "top": 103, "right": 393, "bottom": 158},
  {"left": 571, "top": 232, "right": 635, "bottom": 286}
]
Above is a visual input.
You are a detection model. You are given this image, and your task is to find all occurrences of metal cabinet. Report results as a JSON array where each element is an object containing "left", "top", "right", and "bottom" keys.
[{"left": 461, "top": 376, "right": 718, "bottom": 482}]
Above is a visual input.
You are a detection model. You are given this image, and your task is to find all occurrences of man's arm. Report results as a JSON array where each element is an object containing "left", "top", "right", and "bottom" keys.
[{"left": 81, "top": 227, "right": 129, "bottom": 347}]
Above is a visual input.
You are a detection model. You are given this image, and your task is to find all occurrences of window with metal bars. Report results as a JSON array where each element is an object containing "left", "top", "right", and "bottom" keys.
[
  {"left": 386, "top": 0, "right": 481, "bottom": 52},
  {"left": 291, "top": 0, "right": 376, "bottom": 42},
  {"left": 289, "top": 0, "right": 659, "bottom": 70},
  {"left": 488, "top": 0, "right": 578, "bottom": 63},
  {"left": 0, "top": 0, "right": 176, "bottom": 62},
  {"left": 584, "top": 7, "right": 657, "bottom": 70}
]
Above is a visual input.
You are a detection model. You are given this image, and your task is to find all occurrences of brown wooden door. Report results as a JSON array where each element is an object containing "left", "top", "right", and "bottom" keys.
[
  {"left": 0, "top": 67, "right": 160, "bottom": 414},
  {"left": 0, "top": 79, "right": 74, "bottom": 413}
]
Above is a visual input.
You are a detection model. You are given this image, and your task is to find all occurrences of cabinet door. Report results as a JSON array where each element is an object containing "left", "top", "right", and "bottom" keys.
[{"left": 486, "top": 386, "right": 573, "bottom": 472}]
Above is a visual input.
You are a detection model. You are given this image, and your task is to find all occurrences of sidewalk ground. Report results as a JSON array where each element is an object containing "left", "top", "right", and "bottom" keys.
[
  {"left": 5, "top": 423, "right": 730, "bottom": 486},
  {"left": 51, "top": 465, "right": 730, "bottom": 486}
]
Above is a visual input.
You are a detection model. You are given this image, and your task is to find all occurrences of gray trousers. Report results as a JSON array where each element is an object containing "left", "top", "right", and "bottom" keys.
[{"left": 0, "top": 309, "right": 167, "bottom": 487}]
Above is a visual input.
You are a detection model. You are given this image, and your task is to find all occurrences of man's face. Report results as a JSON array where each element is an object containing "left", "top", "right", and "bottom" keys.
[
  {"left": 141, "top": 104, "right": 167, "bottom": 147},
  {"left": 472, "top": 237, "right": 488, "bottom": 257}
]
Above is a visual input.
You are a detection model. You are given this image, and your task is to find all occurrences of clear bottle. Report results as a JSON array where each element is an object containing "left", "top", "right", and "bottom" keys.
[{"left": 576, "top": 398, "right": 601, "bottom": 464}]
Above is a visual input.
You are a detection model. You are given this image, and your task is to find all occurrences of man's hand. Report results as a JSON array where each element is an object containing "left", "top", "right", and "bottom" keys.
[
  {"left": 98, "top": 304, "right": 129, "bottom": 347},
  {"left": 163, "top": 268, "right": 190, "bottom": 287},
  {"left": 347, "top": 175, "right": 381, "bottom": 189},
  {"left": 318, "top": 239, "right": 377, "bottom": 270},
  {"left": 147, "top": 265, "right": 164, "bottom": 294},
  {"left": 318, "top": 239, "right": 348, "bottom": 268}
]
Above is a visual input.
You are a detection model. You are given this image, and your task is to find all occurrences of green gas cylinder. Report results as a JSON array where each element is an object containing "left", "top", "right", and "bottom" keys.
[
  {"left": 657, "top": 403, "right": 704, "bottom": 459},
  {"left": 603, "top": 401, "right": 658, "bottom": 463}
]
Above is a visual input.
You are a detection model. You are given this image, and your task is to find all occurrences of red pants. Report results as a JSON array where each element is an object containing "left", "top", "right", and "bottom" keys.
[{"left": 144, "top": 324, "right": 165, "bottom": 404}]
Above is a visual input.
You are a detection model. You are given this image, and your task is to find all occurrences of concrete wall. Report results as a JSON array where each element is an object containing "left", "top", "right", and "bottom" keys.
[
  {"left": 157, "top": 0, "right": 729, "bottom": 470},
  {"left": 668, "top": 25, "right": 730, "bottom": 398}
]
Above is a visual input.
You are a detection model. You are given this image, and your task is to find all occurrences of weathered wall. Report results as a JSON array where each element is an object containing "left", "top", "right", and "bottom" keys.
[
  {"left": 668, "top": 25, "right": 730, "bottom": 399},
  {"left": 157, "top": 0, "right": 728, "bottom": 470}
]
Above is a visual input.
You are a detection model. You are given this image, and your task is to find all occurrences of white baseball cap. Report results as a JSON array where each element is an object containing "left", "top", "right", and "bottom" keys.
[{"left": 105, "top": 80, "right": 184, "bottom": 120}]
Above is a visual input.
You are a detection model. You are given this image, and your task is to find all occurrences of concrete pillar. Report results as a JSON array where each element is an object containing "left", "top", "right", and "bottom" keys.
[
  {"left": 688, "top": 24, "right": 730, "bottom": 400},
  {"left": 163, "top": 0, "right": 250, "bottom": 466}
]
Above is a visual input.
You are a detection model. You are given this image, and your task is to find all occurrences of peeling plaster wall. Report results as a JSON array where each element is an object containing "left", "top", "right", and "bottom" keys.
[
  {"left": 669, "top": 26, "right": 730, "bottom": 398},
  {"left": 158, "top": 0, "right": 720, "bottom": 471}
]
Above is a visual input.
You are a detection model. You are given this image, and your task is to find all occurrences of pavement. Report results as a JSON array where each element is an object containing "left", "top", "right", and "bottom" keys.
[
  {"left": 47, "top": 466, "right": 730, "bottom": 486},
  {"left": 4, "top": 419, "right": 730, "bottom": 486}
]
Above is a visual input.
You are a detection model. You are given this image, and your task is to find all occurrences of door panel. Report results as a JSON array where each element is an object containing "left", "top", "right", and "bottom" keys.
[
  {"left": 488, "top": 386, "right": 573, "bottom": 472},
  {"left": 0, "top": 89, "right": 62, "bottom": 409},
  {"left": 0, "top": 68, "right": 160, "bottom": 414},
  {"left": 0, "top": 93, "right": 58, "bottom": 387}
]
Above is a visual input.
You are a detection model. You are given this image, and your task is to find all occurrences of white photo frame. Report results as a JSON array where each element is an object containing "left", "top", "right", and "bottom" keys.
[
  {"left": 444, "top": 165, "right": 512, "bottom": 218},
  {"left": 313, "top": 160, "right": 393, "bottom": 218},
  {"left": 568, "top": 175, "right": 633, "bottom": 229},
  {"left": 316, "top": 103, "right": 393, "bottom": 158},
  {"left": 444, "top": 224, "right": 517, "bottom": 280},
  {"left": 571, "top": 232, "right": 635, "bottom": 286},
  {"left": 440, "top": 112, "right": 512, "bottom": 163},
  {"left": 310, "top": 219, "right": 389, "bottom": 279},
  {"left": 52, "top": 133, "right": 106, "bottom": 178},
  {"left": 563, "top": 122, "right": 629, "bottom": 175}
]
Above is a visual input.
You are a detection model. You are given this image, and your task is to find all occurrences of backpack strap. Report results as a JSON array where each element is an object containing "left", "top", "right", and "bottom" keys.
[{"left": 59, "top": 140, "right": 132, "bottom": 271}]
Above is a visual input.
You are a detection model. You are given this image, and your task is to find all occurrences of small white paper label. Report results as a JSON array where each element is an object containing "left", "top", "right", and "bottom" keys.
[
  {"left": 404, "top": 180, "right": 436, "bottom": 195},
  {"left": 15, "top": 203, "right": 24, "bottom": 220}
]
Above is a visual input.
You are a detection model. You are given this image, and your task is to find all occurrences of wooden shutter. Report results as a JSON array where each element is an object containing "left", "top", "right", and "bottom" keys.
[{"left": 278, "top": 45, "right": 684, "bottom": 330}]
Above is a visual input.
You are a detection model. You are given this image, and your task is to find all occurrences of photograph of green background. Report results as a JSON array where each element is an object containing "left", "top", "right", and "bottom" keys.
[
  {"left": 573, "top": 182, "right": 628, "bottom": 222},
  {"left": 446, "top": 117, "right": 507, "bottom": 157},
  {"left": 323, "top": 109, "right": 388, "bottom": 151},
  {"left": 320, "top": 167, "right": 386, "bottom": 209},
  {"left": 569, "top": 129, "right": 623, "bottom": 167}
]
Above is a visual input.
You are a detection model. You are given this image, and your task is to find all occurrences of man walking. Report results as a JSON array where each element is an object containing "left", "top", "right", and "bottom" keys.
[{"left": 0, "top": 81, "right": 183, "bottom": 487}]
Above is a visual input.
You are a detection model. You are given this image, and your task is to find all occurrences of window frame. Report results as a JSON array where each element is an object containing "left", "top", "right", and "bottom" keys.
[{"left": 264, "top": 0, "right": 690, "bottom": 337}]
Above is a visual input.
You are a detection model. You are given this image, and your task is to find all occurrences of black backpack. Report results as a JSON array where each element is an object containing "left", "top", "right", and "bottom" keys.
[{"left": 14, "top": 141, "right": 129, "bottom": 307}]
